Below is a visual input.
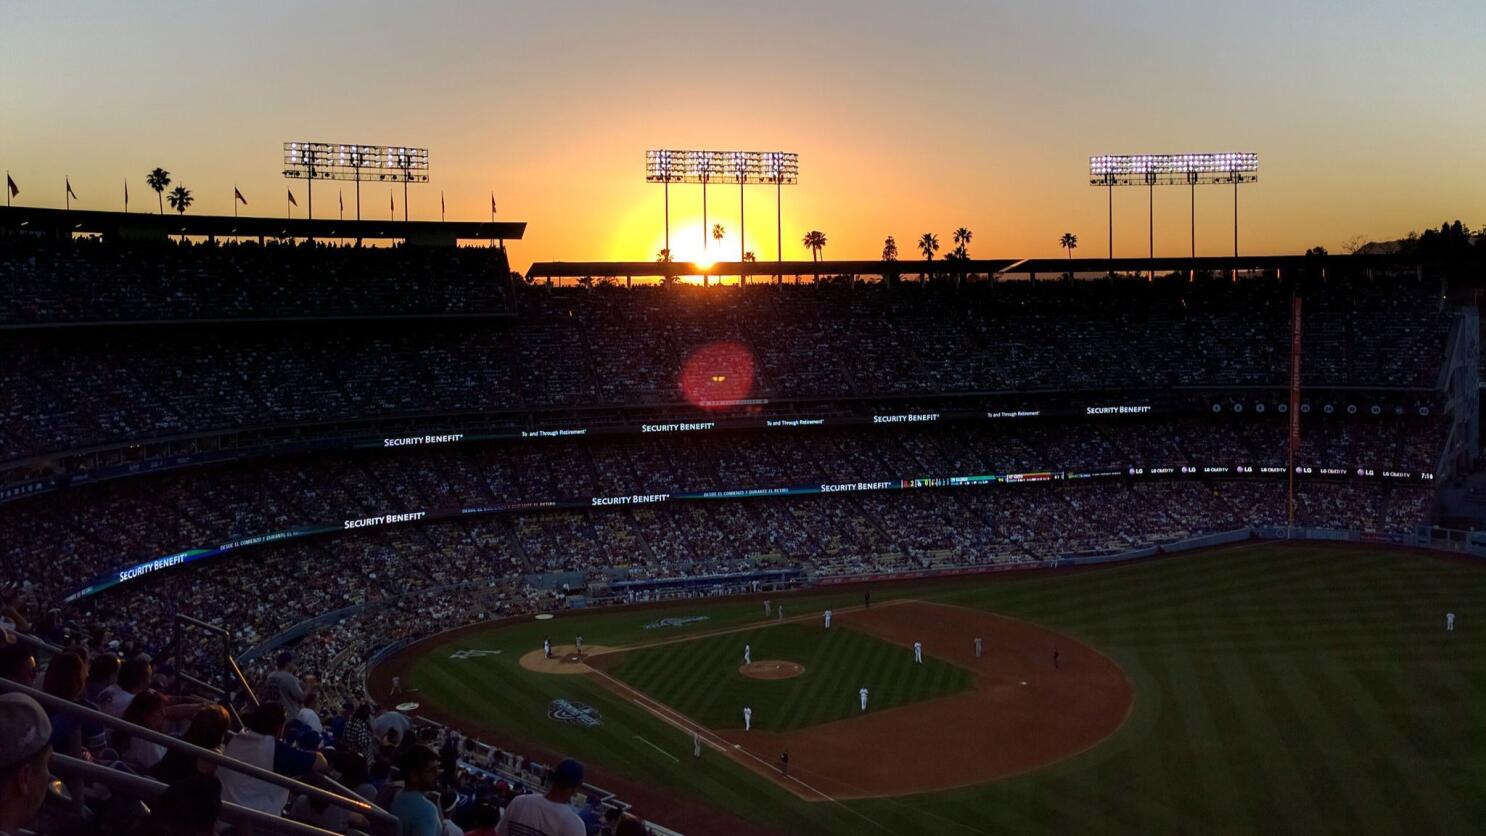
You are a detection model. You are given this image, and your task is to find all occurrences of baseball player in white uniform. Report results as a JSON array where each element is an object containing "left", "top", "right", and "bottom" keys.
[
  {"left": 764, "top": 599, "right": 771, "bottom": 617},
  {"left": 543, "top": 639, "right": 552, "bottom": 659},
  {"left": 575, "top": 636, "right": 583, "bottom": 656},
  {"left": 913, "top": 641, "right": 923, "bottom": 664},
  {"left": 743, "top": 706, "right": 752, "bottom": 732},
  {"left": 744, "top": 644, "right": 752, "bottom": 665},
  {"left": 693, "top": 731, "right": 702, "bottom": 758},
  {"left": 1446, "top": 612, "right": 1456, "bottom": 631},
  {"left": 859, "top": 687, "right": 868, "bottom": 712},
  {"left": 391, "top": 675, "right": 402, "bottom": 695},
  {"left": 824, "top": 609, "right": 832, "bottom": 629},
  {"left": 974, "top": 637, "right": 983, "bottom": 658}
]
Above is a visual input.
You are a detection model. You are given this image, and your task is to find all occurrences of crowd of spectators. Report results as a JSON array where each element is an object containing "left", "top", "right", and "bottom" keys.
[
  {"left": 2, "top": 265, "right": 1452, "bottom": 461},
  {"left": 0, "top": 237, "right": 512, "bottom": 324}
]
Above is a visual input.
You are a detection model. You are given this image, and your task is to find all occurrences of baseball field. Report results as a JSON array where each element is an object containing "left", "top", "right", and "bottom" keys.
[{"left": 371, "top": 542, "right": 1486, "bottom": 835}]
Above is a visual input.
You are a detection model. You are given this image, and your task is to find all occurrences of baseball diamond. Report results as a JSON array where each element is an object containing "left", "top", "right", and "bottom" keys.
[{"left": 371, "top": 542, "right": 1486, "bottom": 835}]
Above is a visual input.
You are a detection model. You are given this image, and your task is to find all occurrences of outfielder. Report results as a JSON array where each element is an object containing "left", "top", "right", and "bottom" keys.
[
  {"left": 764, "top": 599, "right": 771, "bottom": 617},
  {"left": 693, "top": 731, "right": 702, "bottom": 759},
  {"left": 824, "top": 609, "right": 832, "bottom": 629},
  {"left": 744, "top": 644, "right": 752, "bottom": 665},
  {"left": 743, "top": 706, "right": 752, "bottom": 732},
  {"left": 1447, "top": 612, "right": 1456, "bottom": 632},
  {"left": 974, "top": 637, "right": 983, "bottom": 658},
  {"left": 913, "top": 641, "right": 923, "bottom": 664},
  {"left": 859, "top": 687, "right": 868, "bottom": 712}
]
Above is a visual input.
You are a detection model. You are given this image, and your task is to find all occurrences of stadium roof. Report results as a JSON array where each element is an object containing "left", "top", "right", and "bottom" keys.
[
  {"left": 0, "top": 205, "right": 525, "bottom": 247},
  {"left": 526, "top": 253, "right": 1428, "bottom": 280},
  {"left": 525, "top": 259, "right": 1021, "bottom": 279}
]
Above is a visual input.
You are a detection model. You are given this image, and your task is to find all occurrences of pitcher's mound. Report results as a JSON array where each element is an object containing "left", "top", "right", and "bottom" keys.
[
  {"left": 519, "top": 645, "right": 614, "bottom": 674},
  {"left": 740, "top": 660, "right": 805, "bottom": 680}
]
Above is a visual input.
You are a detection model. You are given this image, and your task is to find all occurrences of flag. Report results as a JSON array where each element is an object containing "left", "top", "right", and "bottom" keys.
[
  {"left": 66, "top": 178, "right": 77, "bottom": 200},
  {"left": 5, "top": 174, "right": 17, "bottom": 199},
  {"left": 124, "top": 180, "right": 129, "bottom": 210},
  {"left": 234, "top": 187, "right": 247, "bottom": 206},
  {"left": 490, "top": 193, "right": 497, "bottom": 214},
  {"left": 338, "top": 190, "right": 344, "bottom": 212},
  {"left": 440, "top": 191, "right": 445, "bottom": 215},
  {"left": 390, "top": 192, "right": 394, "bottom": 211},
  {"left": 287, "top": 189, "right": 298, "bottom": 207}
]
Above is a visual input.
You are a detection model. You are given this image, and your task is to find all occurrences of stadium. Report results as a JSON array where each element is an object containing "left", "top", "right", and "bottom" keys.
[{"left": 4, "top": 5, "right": 1486, "bottom": 835}]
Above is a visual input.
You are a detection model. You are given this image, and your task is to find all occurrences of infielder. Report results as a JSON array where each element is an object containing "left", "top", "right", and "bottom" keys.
[
  {"left": 543, "top": 639, "right": 552, "bottom": 659},
  {"left": 859, "top": 687, "right": 868, "bottom": 712},
  {"left": 1447, "top": 612, "right": 1456, "bottom": 632},
  {"left": 744, "top": 644, "right": 752, "bottom": 665},
  {"left": 824, "top": 609, "right": 832, "bottom": 629},
  {"left": 764, "top": 599, "right": 771, "bottom": 617},
  {"left": 390, "top": 675, "right": 402, "bottom": 695},
  {"left": 743, "top": 706, "right": 752, "bottom": 732},
  {"left": 913, "top": 641, "right": 923, "bottom": 664},
  {"left": 575, "top": 636, "right": 583, "bottom": 657},
  {"left": 974, "top": 637, "right": 983, "bottom": 658}
]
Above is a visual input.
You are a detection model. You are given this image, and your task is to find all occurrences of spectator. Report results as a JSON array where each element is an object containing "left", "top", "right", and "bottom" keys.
[
  {"left": 264, "top": 652, "right": 310, "bottom": 719},
  {"left": 297, "top": 689, "right": 324, "bottom": 735},
  {"left": 115, "top": 690, "right": 169, "bottom": 771},
  {"left": 495, "top": 758, "right": 586, "bottom": 836},
  {"left": 0, "top": 692, "right": 53, "bottom": 836},
  {"left": 39, "top": 649, "right": 92, "bottom": 757},
  {"left": 390, "top": 744, "right": 444, "bottom": 836},
  {"left": 465, "top": 803, "right": 500, "bottom": 836},
  {"left": 0, "top": 645, "right": 37, "bottom": 690},
  {"left": 97, "top": 657, "right": 151, "bottom": 718},
  {"left": 341, "top": 704, "right": 375, "bottom": 764},
  {"left": 152, "top": 704, "right": 230, "bottom": 784},
  {"left": 84, "top": 652, "right": 120, "bottom": 704},
  {"left": 219, "top": 701, "right": 328, "bottom": 815},
  {"left": 135, "top": 773, "right": 222, "bottom": 836}
]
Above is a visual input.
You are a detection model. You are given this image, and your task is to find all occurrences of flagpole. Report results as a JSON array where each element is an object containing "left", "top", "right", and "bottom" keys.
[
  {"left": 234, "top": 186, "right": 238, "bottom": 219},
  {"left": 124, "top": 180, "right": 129, "bottom": 213},
  {"left": 5, "top": 171, "right": 10, "bottom": 207},
  {"left": 65, "top": 177, "right": 70, "bottom": 211}
]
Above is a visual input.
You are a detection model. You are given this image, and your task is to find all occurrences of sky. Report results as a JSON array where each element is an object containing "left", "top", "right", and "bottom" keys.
[{"left": 2, "top": 1, "right": 1484, "bottom": 271}]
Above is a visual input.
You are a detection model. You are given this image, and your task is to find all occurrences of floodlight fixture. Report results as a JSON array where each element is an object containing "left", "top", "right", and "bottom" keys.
[
  {"left": 1089, "top": 151, "right": 1259, "bottom": 270},
  {"left": 285, "top": 141, "right": 430, "bottom": 223},
  {"left": 645, "top": 150, "right": 799, "bottom": 264}
]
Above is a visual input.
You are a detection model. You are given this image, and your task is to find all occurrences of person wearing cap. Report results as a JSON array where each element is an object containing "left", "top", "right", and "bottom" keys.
[
  {"left": 390, "top": 745, "right": 443, "bottom": 836},
  {"left": 0, "top": 692, "right": 52, "bottom": 836},
  {"left": 494, "top": 758, "right": 586, "bottom": 836}
]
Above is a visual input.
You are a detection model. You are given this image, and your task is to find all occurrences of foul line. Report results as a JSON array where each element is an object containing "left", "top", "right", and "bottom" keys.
[{"left": 632, "top": 735, "right": 680, "bottom": 763}]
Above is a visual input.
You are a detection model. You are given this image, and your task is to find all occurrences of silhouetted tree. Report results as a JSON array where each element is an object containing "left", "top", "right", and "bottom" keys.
[
  {"left": 882, "top": 236, "right": 898, "bottom": 261},
  {"left": 742, "top": 251, "right": 757, "bottom": 262},
  {"left": 167, "top": 185, "right": 193, "bottom": 215},
  {"left": 656, "top": 248, "right": 673, "bottom": 263},
  {"left": 1059, "top": 232, "right": 1078, "bottom": 259},
  {"left": 952, "top": 227, "right": 973, "bottom": 258},
  {"left": 802, "top": 230, "right": 827, "bottom": 262},
  {"left": 146, "top": 168, "right": 171, "bottom": 214}
]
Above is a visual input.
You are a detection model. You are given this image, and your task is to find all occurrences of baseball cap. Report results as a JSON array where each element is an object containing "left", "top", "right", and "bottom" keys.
[
  {"left": 0, "top": 693, "right": 52, "bottom": 770},
  {"left": 552, "top": 758, "right": 584, "bottom": 788}
]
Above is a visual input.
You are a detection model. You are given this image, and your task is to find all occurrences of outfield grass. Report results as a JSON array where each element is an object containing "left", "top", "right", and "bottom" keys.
[
  {"left": 603, "top": 621, "right": 973, "bottom": 731},
  {"left": 404, "top": 543, "right": 1486, "bottom": 835}
]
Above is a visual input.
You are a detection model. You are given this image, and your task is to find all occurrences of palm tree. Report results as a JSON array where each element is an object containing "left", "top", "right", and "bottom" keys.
[
  {"left": 712, "top": 223, "right": 725, "bottom": 248},
  {"left": 917, "top": 232, "right": 939, "bottom": 260},
  {"left": 742, "top": 251, "right": 756, "bottom": 262},
  {"left": 146, "top": 168, "right": 171, "bottom": 214},
  {"left": 656, "top": 248, "right": 673, "bottom": 263},
  {"left": 952, "top": 227, "right": 973, "bottom": 258},
  {"left": 1060, "top": 232, "right": 1078, "bottom": 259},
  {"left": 882, "top": 236, "right": 898, "bottom": 261},
  {"left": 802, "top": 230, "right": 827, "bottom": 262},
  {"left": 167, "top": 185, "right": 193, "bottom": 215}
]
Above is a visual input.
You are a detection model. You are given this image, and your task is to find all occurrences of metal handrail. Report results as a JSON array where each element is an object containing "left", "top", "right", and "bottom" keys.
[
  {"left": 174, "top": 612, "right": 260, "bottom": 706},
  {"left": 48, "top": 753, "right": 341, "bottom": 836},
  {"left": 0, "top": 678, "right": 399, "bottom": 836}
]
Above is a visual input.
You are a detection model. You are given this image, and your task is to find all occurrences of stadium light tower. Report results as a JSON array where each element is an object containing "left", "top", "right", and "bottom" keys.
[
  {"left": 285, "top": 142, "right": 430, "bottom": 225},
  {"left": 1090, "top": 153, "right": 1259, "bottom": 273},
  {"left": 648, "top": 150, "right": 798, "bottom": 263}
]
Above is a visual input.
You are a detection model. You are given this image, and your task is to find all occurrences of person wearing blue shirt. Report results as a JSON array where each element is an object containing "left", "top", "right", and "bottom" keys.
[{"left": 390, "top": 745, "right": 444, "bottom": 836}]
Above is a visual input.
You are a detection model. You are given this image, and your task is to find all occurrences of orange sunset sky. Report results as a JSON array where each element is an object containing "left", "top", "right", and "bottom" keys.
[{"left": 2, "top": 1, "right": 1483, "bottom": 272}]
